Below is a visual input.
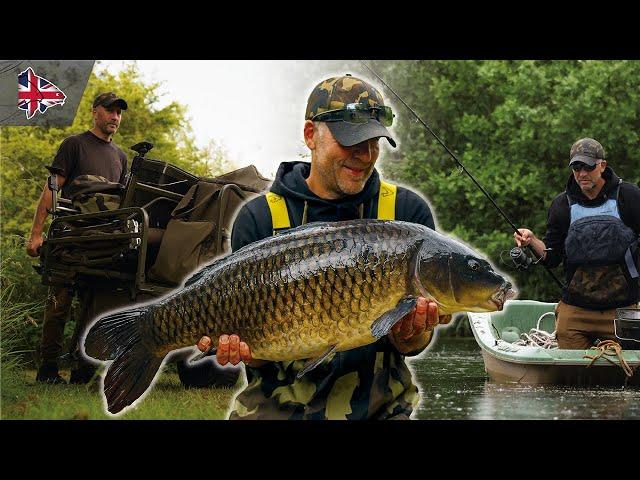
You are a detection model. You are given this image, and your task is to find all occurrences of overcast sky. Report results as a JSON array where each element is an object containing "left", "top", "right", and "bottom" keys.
[{"left": 98, "top": 61, "right": 345, "bottom": 178}]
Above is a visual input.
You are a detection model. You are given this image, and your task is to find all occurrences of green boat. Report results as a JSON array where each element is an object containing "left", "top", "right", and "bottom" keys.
[{"left": 467, "top": 300, "right": 640, "bottom": 386}]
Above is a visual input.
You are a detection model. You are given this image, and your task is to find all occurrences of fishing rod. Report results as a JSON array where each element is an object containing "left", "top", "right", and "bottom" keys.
[{"left": 360, "top": 61, "right": 564, "bottom": 289}]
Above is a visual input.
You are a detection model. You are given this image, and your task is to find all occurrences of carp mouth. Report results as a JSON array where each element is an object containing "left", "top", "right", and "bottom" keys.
[{"left": 490, "top": 283, "right": 517, "bottom": 311}]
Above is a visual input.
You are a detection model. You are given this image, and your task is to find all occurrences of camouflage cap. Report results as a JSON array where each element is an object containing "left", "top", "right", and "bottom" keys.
[
  {"left": 305, "top": 75, "right": 396, "bottom": 148},
  {"left": 569, "top": 138, "right": 606, "bottom": 166},
  {"left": 93, "top": 92, "right": 128, "bottom": 110}
]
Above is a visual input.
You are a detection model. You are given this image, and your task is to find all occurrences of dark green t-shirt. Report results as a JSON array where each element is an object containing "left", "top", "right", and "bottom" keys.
[{"left": 51, "top": 130, "right": 128, "bottom": 199}]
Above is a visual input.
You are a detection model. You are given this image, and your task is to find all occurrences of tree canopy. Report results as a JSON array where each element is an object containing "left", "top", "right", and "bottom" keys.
[{"left": 372, "top": 60, "right": 640, "bottom": 301}]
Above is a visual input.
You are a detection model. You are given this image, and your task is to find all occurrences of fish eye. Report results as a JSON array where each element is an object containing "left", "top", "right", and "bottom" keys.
[{"left": 468, "top": 260, "right": 480, "bottom": 271}]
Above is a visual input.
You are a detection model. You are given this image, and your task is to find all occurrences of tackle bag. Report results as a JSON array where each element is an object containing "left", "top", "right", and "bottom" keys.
[{"left": 148, "top": 165, "right": 270, "bottom": 286}]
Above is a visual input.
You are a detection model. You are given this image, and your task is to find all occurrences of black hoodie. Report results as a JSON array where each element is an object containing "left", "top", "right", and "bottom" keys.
[
  {"left": 542, "top": 166, "right": 640, "bottom": 269},
  {"left": 231, "top": 161, "right": 435, "bottom": 251}
]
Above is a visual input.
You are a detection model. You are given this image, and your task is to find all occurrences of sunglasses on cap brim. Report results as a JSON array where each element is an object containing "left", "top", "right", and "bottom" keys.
[
  {"left": 311, "top": 103, "right": 394, "bottom": 127},
  {"left": 570, "top": 162, "right": 600, "bottom": 172}
]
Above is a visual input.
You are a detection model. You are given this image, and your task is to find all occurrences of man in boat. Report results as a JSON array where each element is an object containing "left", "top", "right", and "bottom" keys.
[
  {"left": 514, "top": 138, "right": 640, "bottom": 349},
  {"left": 195, "top": 74, "right": 451, "bottom": 419}
]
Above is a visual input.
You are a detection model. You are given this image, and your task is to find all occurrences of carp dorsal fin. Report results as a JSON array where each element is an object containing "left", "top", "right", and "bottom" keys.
[
  {"left": 371, "top": 297, "right": 418, "bottom": 338},
  {"left": 296, "top": 344, "right": 338, "bottom": 379},
  {"left": 183, "top": 264, "right": 216, "bottom": 288}
]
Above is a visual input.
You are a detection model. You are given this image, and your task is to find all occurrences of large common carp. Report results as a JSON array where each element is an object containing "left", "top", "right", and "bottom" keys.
[{"left": 84, "top": 220, "right": 515, "bottom": 414}]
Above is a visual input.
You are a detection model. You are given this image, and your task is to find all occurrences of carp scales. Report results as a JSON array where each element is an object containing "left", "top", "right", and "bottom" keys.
[{"left": 84, "top": 219, "right": 515, "bottom": 414}]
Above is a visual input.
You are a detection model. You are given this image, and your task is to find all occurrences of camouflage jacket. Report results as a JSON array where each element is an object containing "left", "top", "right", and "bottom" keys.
[
  {"left": 68, "top": 174, "right": 123, "bottom": 213},
  {"left": 228, "top": 161, "right": 435, "bottom": 420}
]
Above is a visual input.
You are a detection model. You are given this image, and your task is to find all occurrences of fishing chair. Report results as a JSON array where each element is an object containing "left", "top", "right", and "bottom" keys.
[{"left": 38, "top": 142, "right": 199, "bottom": 297}]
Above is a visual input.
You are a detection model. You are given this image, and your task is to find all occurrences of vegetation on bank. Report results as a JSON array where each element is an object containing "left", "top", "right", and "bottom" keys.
[{"left": 1, "top": 369, "right": 238, "bottom": 420}]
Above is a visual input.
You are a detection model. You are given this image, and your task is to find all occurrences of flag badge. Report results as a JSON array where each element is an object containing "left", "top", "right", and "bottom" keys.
[{"left": 18, "top": 67, "right": 67, "bottom": 119}]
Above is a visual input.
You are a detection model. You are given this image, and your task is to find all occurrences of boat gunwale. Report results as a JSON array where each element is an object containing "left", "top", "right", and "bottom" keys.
[{"left": 468, "top": 301, "right": 640, "bottom": 368}]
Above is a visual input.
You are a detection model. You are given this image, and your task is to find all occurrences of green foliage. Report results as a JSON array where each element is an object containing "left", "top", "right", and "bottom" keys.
[
  {"left": 0, "top": 258, "right": 45, "bottom": 372},
  {"left": 1, "top": 370, "right": 238, "bottom": 419},
  {"left": 375, "top": 60, "right": 640, "bottom": 301},
  {"left": 1, "top": 61, "right": 233, "bottom": 244},
  {"left": 0, "top": 61, "right": 235, "bottom": 363}
]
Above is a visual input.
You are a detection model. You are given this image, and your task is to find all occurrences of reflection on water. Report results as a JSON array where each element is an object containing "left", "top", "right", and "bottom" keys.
[{"left": 407, "top": 337, "right": 640, "bottom": 420}]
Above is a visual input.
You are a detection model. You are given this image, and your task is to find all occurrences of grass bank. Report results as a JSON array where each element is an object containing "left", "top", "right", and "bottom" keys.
[{"left": 1, "top": 367, "right": 241, "bottom": 420}]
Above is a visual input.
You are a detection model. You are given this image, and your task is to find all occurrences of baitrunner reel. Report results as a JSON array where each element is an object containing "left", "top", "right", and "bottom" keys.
[
  {"left": 508, "top": 247, "right": 552, "bottom": 271},
  {"left": 510, "top": 247, "right": 533, "bottom": 270}
]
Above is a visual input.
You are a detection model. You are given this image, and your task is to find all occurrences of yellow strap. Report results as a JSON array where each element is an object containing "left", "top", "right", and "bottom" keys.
[
  {"left": 377, "top": 180, "right": 397, "bottom": 220},
  {"left": 266, "top": 192, "right": 291, "bottom": 230},
  {"left": 267, "top": 182, "right": 396, "bottom": 229}
]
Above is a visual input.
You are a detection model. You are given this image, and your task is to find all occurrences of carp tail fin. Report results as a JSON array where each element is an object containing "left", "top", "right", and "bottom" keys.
[{"left": 84, "top": 308, "right": 165, "bottom": 415}]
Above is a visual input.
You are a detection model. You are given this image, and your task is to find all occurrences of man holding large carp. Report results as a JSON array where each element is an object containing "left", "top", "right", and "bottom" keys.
[
  {"left": 84, "top": 75, "right": 514, "bottom": 417},
  {"left": 198, "top": 75, "right": 460, "bottom": 419}
]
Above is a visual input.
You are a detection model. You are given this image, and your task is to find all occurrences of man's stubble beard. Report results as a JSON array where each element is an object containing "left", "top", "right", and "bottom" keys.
[
  {"left": 100, "top": 121, "right": 117, "bottom": 138},
  {"left": 334, "top": 162, "right": 373, "bottom": 196}
]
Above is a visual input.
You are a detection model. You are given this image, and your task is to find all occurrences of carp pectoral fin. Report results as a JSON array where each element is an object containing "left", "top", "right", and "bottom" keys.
[
  {"left": 296, "top": 344, "right": 338, "bottom": 379},
  {"left": 371, "top": 297, "right": 418, "bottom": 338},
  {"left": 189, "top": 345, "right": 217, "bottom": 364}
]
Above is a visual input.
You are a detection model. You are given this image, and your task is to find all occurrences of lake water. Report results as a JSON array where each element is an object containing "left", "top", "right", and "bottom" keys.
[{"left": 407, "top": 337, "right": 640, "bottom": 420}]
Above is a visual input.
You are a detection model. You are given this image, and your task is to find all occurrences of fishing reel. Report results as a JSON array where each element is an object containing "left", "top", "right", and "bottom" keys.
[
  {"left": 509, "top": 247, "right": 533, "bottom": 270},
  {"left": 504, "top": 247, "right": 550, "bottom": 271}
]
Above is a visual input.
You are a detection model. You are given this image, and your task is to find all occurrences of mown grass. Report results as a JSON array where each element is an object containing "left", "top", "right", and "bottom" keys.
[{"left": 1, "top": 367, "right": 242, "bottom": 420}]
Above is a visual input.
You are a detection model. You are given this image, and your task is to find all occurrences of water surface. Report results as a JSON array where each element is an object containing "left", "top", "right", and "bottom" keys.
[{"left": 408, "top": 337, "right": 640, "bottom": 420}]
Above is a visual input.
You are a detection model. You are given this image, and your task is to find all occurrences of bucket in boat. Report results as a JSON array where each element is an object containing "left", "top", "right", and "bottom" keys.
[{"left": 614, "top": 308, "right": 640, "bottom": 348}]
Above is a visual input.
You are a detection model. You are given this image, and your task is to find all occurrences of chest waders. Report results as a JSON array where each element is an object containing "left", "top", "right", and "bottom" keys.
[
  {"left": 265, "top": 180, "right": 398, "bottom": 233},
  {"left": 564, "top": 180, "right": 640, "bottom": 309}
]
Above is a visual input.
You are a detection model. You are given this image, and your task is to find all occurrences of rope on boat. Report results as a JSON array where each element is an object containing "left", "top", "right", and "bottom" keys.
[
  {"left": 583, "top": 340, "right": 635, "bottom": 378},
  {"left": 502, "top": 313, "right": 636, "bottom": 379},
  {"left": 513, "top": 329, "right": 558, "bottom": 348},
  {"left": 512, "top": 312, "right": 558, "bottom": 349}
]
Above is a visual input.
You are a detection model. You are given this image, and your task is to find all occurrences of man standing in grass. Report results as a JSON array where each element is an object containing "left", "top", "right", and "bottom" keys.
[{"left": 26, "top": 93, "right": 129, "bottom": 384}]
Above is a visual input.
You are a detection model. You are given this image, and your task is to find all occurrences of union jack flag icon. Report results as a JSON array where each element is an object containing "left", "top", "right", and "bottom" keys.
[{"left": 18, "top": 67, "right": 67, "bottom": 119}]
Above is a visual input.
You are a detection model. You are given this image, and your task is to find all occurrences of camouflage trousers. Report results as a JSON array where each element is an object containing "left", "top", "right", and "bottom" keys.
[
  {"left": 228, "top": 341, "right": 420, "bottom": 420},
  {"left": 39, "top": 286, "right": 74, "bottom": 364},
  {"left": 39, "top": 281, "right": 136, "bottom": 366}
]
